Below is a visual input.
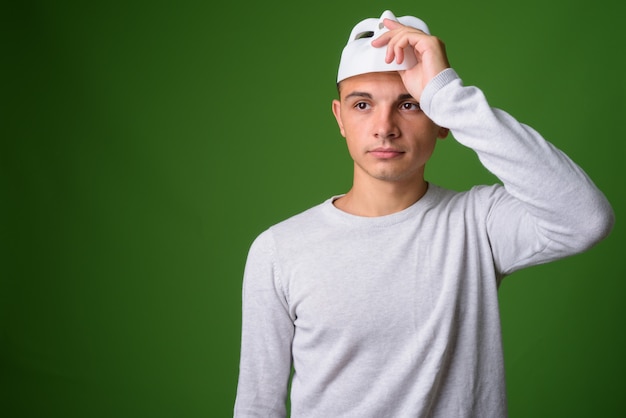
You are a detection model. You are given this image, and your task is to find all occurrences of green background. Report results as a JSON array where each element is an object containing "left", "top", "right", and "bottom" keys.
[{"left": 2, "top": 0, "right": 624, "bottom": 416}]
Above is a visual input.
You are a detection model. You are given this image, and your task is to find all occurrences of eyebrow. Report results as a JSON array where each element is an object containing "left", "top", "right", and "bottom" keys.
[
  {"left": 344, "top": 92, "right": 416, "bottom": 101},
  {"left": 398, "top": 94, "right": 415, "bottom": 101},
  {"left": 345, "top": 91, "right": 373, "bottom": 100}
]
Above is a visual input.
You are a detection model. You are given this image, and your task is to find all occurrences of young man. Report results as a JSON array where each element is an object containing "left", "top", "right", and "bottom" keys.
[{"left": 234, "top": 10, "right": 614, "bottom": 418}]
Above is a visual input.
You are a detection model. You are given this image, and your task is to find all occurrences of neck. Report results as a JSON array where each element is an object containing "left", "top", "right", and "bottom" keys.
[{"left": 334, "top": 175, "right": 429, "bottom": 217}]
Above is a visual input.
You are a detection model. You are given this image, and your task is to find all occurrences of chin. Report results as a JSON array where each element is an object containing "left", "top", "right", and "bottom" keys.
[
  {"left": 372, "top": 171, "right": 415, "bottom": 182},
  {"left": 377, "top": 164, "right": 426, "bottom": 182}
]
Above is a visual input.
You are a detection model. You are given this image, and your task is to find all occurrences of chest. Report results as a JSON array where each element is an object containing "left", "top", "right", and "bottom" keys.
[{"left": 282, "top": 223, "right": 491, "bottom": 343}]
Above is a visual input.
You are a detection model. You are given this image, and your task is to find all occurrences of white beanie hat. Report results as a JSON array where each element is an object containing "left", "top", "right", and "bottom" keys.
[{"left": 337, "top": 10, "right": 430, "bottom": 83}]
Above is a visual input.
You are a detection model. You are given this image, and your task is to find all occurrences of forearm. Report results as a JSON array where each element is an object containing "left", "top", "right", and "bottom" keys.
[{"left": 421, "top": 69, "right": 614, "bottom": 266}]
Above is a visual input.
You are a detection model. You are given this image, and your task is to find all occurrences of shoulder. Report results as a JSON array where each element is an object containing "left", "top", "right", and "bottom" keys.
[
  {"left": 248, "top": 197, "right": 335, "bottom": 248},
  {"left": 271, "top": 198, "right": 332, "bottom": 233}
]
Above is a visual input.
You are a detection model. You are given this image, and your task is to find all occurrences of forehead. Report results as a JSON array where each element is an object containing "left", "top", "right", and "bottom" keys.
[{"left": 339, "top": 72, "right": 408, "bottom": 99}]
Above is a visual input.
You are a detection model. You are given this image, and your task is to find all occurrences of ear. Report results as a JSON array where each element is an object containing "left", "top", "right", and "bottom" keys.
[
  {"left": 437, "top": 127, "right": 449, "bottom": 139},
  {"left": 332, "top": 99, "right": 346, "bottom": 138}
]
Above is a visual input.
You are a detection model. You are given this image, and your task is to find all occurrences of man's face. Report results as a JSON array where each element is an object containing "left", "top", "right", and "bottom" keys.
[{"left": 332, "top": 72, "right": 447, "bottom": 184}]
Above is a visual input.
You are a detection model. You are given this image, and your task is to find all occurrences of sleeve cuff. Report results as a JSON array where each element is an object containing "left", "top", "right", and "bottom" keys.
[{"left": 420, "top": 68, "right": 460, "bottom": 117}]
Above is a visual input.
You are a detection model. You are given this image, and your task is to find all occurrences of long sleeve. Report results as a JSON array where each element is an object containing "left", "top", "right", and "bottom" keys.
[
  {"left": 234, "top": 230, "right": 294, "bottom": 417},
  {"left": 420, "top": 69, "right": 614, "bottom": 275}
]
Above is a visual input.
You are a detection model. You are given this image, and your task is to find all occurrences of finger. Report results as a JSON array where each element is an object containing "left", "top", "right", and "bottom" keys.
[
  {"left": 386, "top": 32, "right": 412, "bottom": 64},
  {"left": 382, "top": 18, "right": 404, "bottom": 31},
  {"left": 371, "top": 19, "right": 405, "bottom": 46},
  {"left": 370, "top": 30, "right": 397, "bottom": 63},
  {"left": 371, "top": 30, "right": 392, "bottom": 47},
  {"left": 394, "top": 43, "right": 405, "bottom": 64}
]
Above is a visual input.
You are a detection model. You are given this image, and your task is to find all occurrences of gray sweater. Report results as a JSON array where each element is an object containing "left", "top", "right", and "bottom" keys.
[{"left": 234, "top": 69, "right": 614, "bottom": 417}]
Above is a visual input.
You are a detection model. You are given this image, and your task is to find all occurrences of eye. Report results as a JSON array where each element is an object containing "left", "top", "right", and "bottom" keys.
[
  {"left": 354, "top": 102, "right": 370, "bottom": 110},
  {"left": 400, "top": 102, "right": 421, "bottom": 111}
]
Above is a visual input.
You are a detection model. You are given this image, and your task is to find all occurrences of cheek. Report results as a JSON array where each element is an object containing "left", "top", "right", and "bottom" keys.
[
  {"left": 343, "top": 134, "right": 367, "bottom": 163},
  {"left": 342, "top": 118, "right": 367, "bottom": 139}
]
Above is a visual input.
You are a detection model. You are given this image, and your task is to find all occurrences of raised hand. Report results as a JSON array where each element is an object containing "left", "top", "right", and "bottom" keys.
[{"left": 371, "top": 18, "right": 450, "bottom": 101}]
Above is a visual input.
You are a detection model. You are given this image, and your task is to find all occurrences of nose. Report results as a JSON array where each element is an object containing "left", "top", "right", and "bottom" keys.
[{"left": 374, "top": 107, "right": 399, "bottom": 140}]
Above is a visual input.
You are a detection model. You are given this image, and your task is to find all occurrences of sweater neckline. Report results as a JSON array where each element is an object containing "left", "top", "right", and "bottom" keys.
[{"left": 323, "top": 183, "right": 440, "bottom": 227}]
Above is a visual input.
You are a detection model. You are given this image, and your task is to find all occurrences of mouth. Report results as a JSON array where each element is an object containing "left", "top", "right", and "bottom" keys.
[{"left": 368, "top": 147, "right": 405, "bottom": 159}]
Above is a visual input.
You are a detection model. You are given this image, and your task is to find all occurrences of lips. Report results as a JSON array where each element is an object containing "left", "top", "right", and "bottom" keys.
[{"left": 368, "top": 147, "right": 405, "bottom": 159}]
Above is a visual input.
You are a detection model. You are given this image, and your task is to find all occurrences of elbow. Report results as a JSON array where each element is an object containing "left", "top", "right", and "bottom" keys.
[{"left": 571, "top": 196, "right": 615, "bottom": 252}]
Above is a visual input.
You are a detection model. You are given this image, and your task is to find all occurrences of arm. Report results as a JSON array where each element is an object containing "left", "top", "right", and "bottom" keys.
[
  {"left": 374, "top": 19, "right": 614, "bottom": 274},
  {"left": 421, "top": 69, "right": 614, "bottom": 273},
  {"left": 234, "top": 230, "right": 294, "bottom": 417}
]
